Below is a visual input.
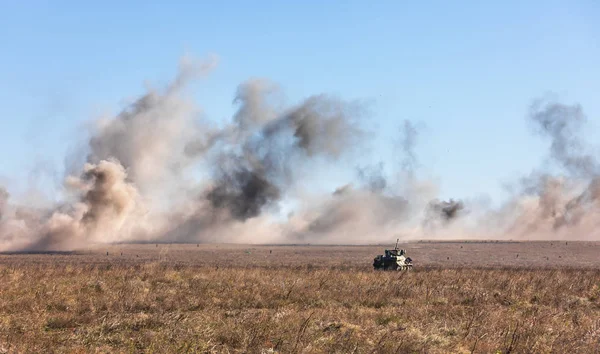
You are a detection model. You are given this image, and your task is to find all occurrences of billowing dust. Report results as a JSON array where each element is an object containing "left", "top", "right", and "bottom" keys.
[{"left": 1, "top": 56, "right": 598, "bottom": 251}]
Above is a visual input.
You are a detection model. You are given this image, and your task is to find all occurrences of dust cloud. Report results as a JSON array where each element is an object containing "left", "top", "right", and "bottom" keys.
[
  {"left": 489, "top": 99, "right": 600, "bottom": 240},
  {"left": 1, "top": 56, "right": 599, "bottom": 251}
]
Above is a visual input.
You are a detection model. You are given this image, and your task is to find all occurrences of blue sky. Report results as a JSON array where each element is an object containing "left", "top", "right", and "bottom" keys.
[{"left": 1, "top": 1, "right": 599, "bottom": 205}]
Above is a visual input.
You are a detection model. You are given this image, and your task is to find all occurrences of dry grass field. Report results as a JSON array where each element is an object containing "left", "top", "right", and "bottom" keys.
[{"left": 1, "top": 241, "right": 599, "bottom": 353}]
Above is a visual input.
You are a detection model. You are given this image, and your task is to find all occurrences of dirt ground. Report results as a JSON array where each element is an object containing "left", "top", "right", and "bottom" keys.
[
  {"left": 1, "top": 241, "right": 600, "bottom": 353},
  {"left": 2, "top": 240, "right": 599, "bottom": 269}
]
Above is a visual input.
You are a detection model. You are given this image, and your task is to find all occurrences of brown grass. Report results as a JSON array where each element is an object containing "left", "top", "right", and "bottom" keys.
[{"left": 0, "top": 251, "right": 599, "bottom": 353}]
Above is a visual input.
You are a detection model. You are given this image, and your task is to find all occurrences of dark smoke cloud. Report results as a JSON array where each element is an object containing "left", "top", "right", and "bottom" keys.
[
  {"left": 206, "top": 157, "right": 281, "bottom": 221},
  {"left": 529, "top": 98, "right": 598, "bottom": 177},
  {"left": 423, "top": 199, "right": 465, "bottom": 230},
  {"left": 281, "top": 95, "right": 364, "bottom": 158},
  {"left": 200, "top": 90, "right": 366, "bottom": 223}
]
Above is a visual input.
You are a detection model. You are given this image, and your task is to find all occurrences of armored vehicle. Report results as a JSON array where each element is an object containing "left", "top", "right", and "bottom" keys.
[{"left": 373, "top": 239, "right": 413, "bottom": 270}]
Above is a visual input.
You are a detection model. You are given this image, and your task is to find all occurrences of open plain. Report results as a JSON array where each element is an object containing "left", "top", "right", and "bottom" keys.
[{"left": 1, "top": 241, "right": 600, "bottom": 353}]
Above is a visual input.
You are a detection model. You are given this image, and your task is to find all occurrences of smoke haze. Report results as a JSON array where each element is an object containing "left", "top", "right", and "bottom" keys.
[{"left": 1, "top": 56, "right": 599, "bottom": 251}]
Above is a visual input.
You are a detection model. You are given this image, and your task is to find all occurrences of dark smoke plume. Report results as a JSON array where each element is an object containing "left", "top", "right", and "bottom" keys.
[
  {"left": 427, "top": 199, "right": 465, "bottom": 221},
  {"left": 206, "top": 158, "right": 281, "bottom": 221},
  {"left": 422, "top": 198, "right": 465, "bottom": 231},
  {"left": 202, "top": 91, "right": 366, "bottom": 223},
  {"left": 529, "top": 98, "right": 598, "bottom": 176}
]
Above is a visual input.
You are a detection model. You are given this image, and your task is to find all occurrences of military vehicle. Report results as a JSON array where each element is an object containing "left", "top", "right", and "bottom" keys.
[{"left": 373, "top": 239, "right": 413, "bottom": 270}]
